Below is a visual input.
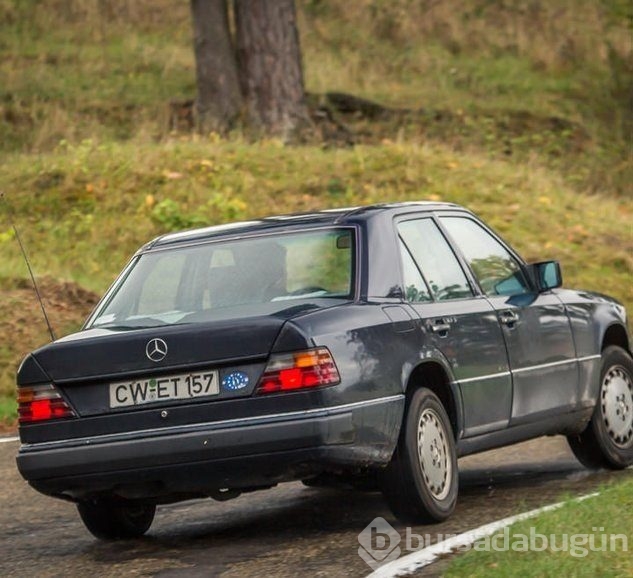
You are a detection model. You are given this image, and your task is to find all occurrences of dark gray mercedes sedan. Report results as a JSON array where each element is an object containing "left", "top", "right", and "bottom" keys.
[{"left": 16, "top": 202, "right": 632, "bottom": 539}]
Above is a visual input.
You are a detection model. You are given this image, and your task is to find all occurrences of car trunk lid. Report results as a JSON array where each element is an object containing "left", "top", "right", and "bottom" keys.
[{"left": 32, "top": 315, "right": 287, "bottom": 383}]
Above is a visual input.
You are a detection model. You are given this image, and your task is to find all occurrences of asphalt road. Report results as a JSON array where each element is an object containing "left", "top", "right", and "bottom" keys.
[{"left": 0, "top": 436, "right": 630, "bottom": 578}]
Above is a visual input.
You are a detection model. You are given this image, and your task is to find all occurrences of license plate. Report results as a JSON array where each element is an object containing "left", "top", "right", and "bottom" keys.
[{"left": 109, "top": 370, "right": 219, "bottom": 408}]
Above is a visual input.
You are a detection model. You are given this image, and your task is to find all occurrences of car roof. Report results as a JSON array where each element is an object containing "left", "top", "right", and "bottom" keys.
[{"left": 145, "top": 201, "right": 465, "bottom": 250}]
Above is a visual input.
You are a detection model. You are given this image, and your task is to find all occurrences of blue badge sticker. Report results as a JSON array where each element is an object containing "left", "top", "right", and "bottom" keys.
[{"left": 222, "top": 371, "right": 250, "bottom": 391}]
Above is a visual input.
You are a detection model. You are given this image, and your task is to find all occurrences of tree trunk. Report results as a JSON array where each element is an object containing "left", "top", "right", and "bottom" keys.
[
  {"left": 234, "top": 0, "right": 308, "bottom": 138},
  {"left": 190, "top": 0, "right": 242, "bottom": 133}
]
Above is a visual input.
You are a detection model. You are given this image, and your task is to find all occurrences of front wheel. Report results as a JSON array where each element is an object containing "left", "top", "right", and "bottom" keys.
[
  {"left": 77, "top": 497, "right": 156, "bottom": 540},
  {"left": 567, "top": 346, "right": 633, "bottom": 470},
  {"left": 382, "top": 388, "right": 458, "bottom": 524}
]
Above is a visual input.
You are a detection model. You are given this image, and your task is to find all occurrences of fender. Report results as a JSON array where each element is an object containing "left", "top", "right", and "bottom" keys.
[{"left": 399, "top": 344, "right": 465, "bottom": 441}]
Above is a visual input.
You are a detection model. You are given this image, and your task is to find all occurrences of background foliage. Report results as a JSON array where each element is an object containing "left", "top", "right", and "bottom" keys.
[{"left": 0, "top": 0, "right": 631, "bottom": 417}]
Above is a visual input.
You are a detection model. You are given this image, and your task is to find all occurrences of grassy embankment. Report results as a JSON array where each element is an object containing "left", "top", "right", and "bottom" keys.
[{"left": 0, "top": 0, "right": 631, "bottom": 424}]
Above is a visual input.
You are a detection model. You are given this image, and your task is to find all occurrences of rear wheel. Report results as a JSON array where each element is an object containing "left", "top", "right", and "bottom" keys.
[
  {"left": 77, "top": 497, "right": 156, "bottom": 540},
  {"left": 382, "top": 387, "right": 458, "bottom": 524},
  {"left": 567, "top": 346, "right": 633, "bottom": 470}
]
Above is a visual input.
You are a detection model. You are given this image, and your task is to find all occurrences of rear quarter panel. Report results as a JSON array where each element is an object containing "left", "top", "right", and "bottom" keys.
[{"left": 289, "top": 303, "right": 462, "bottom": 460}]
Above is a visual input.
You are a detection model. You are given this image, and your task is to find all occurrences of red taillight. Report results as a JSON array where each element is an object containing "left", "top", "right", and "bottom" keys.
[
  {"left": 18, "top": 384, "right": 75, "bottom": 423},
  {"left": 257, "top": 347, "right": 341, "bottom": 394}
]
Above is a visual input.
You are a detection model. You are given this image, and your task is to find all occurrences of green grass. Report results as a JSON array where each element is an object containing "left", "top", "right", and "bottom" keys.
[
  {"left": 445, "top": 478, "right": 633, "bottom": 577},
  {"left": 300, "top": 1, "right": 631, "bottom": 193},
  {"left": 0, "top": 396, "right": 16, "bottom": 425},
  {"left": 1, "top": 1, "right": 630, "bottom": 193},
  {"left": 2, "top": 138, "right": 630, "bottom": 298}
]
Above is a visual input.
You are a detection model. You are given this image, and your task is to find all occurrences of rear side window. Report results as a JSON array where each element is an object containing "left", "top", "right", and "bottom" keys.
[
  {"left": 441, "top": 217, "right": 530, "bottom": 297},
  {"left": 398, "top": 219, "right": 473, "bottom": 301},
  {"left": 398, "top": 239, "right": 432, "bottom": 302}
]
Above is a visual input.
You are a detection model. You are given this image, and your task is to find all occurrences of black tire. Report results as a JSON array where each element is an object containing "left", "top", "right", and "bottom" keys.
[
  {"left": 567, "top": 346, "right": 633, "bottom": 470},
  {"left": 382, "top": 388, "right": 458, "bottom": 524},
  {"left": 77, "top": 498, "right": 156, "bottom": 540}
]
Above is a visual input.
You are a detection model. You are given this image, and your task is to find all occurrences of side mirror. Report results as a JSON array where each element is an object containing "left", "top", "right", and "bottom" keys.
[{"left": 529, "top": 261, "right": 562, "bottom": 292}]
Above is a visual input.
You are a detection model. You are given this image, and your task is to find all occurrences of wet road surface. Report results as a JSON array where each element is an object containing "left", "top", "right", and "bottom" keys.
[{"left": 1, "top": 435, "right": 630, "bottom": 577}]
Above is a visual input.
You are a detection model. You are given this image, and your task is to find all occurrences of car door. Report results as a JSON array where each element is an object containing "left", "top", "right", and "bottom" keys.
[
  {"left": 397, "top": 217, "right": 513, "bottom": 437},
  {"left": 439, "top": 214, "right": 579, "bottom": 425}
]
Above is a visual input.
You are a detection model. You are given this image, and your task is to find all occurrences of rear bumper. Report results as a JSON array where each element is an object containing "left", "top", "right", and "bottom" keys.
[{"left": 16, "top": 395, "right": 404, "bottom": 501}]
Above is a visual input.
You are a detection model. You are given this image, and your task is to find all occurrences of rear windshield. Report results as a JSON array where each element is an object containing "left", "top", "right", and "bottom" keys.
[{"left": 88, "top": 228, "right": 355, "bottom": 329}]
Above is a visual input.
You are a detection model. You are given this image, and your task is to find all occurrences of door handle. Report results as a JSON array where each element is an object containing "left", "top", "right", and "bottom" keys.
[
  {"left": 499, "top": 310, "right": 519, "bottom": 327},
  {"left": 429, "top": 319, "right": 451, "bottom": 336}
]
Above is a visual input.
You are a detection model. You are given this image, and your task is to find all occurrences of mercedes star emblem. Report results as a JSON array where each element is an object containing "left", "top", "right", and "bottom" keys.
[{"left": 146, "top": 338, "right": 168, "bottom": 362}]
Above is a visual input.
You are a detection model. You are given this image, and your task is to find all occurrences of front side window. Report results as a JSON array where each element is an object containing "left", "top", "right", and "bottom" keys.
[
  {"left": 398, "top": 219, "right": 473, "bottom": 301},
  {"left": 89, "top": 228, "right": 355, "bottom": 328},
  {"left": 441, "top": 217, "right": 530, "bottom": 297}
]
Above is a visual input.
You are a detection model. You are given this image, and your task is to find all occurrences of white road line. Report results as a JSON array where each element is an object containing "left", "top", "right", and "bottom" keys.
[
  {"left": 367, "top": 492, "right": 600, "bottom": 578},
  {"left": 0, "top": 436, "right": 18, "bottom": 443}
]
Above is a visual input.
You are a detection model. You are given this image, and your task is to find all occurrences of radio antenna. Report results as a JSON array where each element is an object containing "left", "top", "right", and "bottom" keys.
[{"left": 0, "top": 191, "right": 56, "bottom": 341}]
